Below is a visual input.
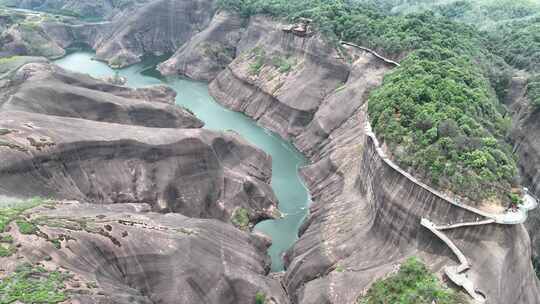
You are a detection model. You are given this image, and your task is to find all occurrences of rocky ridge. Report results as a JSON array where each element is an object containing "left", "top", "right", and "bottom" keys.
[{"left": 0, "top": 57, "right": 288, "bottom": 303}]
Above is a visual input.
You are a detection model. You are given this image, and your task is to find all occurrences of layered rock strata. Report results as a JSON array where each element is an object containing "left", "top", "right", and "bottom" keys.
[
  {"left": 0, "top": 57, "right": 287, "bottom": 303},
  {"left": 0, "top": 201, "right": 288, "bottom": 304}
]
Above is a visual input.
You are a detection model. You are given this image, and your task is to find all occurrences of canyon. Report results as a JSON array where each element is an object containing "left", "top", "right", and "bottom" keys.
[{"left": 0, "top": 0, "right": 539, "bottom": 304}]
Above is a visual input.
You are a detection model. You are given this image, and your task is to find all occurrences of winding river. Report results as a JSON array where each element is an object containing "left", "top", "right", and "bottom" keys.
[{"left": 54, "top": 52, "right": 311, "bottom": 271}]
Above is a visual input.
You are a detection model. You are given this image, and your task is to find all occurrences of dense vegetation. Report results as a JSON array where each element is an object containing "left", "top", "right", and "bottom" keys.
[
  {"left": 487, "top": 16, "right": 540, "bottom": 72},
  {"left": 368, "top": 50, "right": 516, "bottom": 203},
  {"left": 218, "top": 0, "right": 520, "bottom": 205},
  {"left": 0, "top": 198, "right": 45, "bottom": 257},
  {"left": 357, "top": 257, "right": 465, "bottom": 304},
  {"left": 529, "top": 75, "right": 540, "bottom": 107},
  {"left": 0, "top": 263, "right": 69, "bottom": 304}
]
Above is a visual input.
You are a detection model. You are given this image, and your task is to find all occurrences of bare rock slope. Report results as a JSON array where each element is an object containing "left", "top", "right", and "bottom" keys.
[
  {"left": 1, "top": 201, "right": 288, "bottom": 304},
  {"left": 0, "top": 58, "right": 288, "bottom": 303},
  {"left": 1, "top": 61, "right": 203, "bottom": 128}
]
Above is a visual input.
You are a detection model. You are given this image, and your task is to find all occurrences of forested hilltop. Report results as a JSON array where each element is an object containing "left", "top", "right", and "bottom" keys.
[{"left": 219, "top": 0, "right": 539, "bottom": 207}]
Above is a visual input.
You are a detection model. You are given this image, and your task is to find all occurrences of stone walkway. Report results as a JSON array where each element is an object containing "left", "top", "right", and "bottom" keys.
[{"left": 364, "top": 120, "right": 539, "bottom": 304}]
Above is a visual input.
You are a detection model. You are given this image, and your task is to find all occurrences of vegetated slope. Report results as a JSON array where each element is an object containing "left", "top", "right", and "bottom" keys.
[
  {"left": 358, "top": 257, "right": 467, "bottom": 304},
  {"left": 364, "top": 0, "right": 540, "bottom": 29},
  {"left": 217, "top": 0, "right": 518, "bottom": 206}
]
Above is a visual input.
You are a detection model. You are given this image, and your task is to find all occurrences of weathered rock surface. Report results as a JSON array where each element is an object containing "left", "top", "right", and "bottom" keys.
[
  {"left": 208, "top": 19, "right": 540, "bottom": 303},
  {"left": 0, "top": 201, "right": 288, "bottom": 304},
  {"left": 0, "top": 110, "right": 277, "bottom": 224},
  {"left": 0, "top": 61, "right": 203, "bottom": 128},
  {"left": 508, "top": 75, "right": 540, "bottom": 279},
  {"left": 0, "top": 57, "right": 286, "bottom": 303},
  {"left": 86, "top": 0, "right": 217, "bottom": 68},
  {"left": 209, "top": 16, "right": 350, "bottom": 140},
  {"left": 158, "top": 10, "right": 243, "bottom": 81}
]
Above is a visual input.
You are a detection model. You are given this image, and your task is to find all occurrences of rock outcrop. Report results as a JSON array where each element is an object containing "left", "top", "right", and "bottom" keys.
[
  {"left": 0, "top": 201, "right": 288, "bottom": 304},
  {"left": 0, "top": 109, "right": 277, "bottom": 224},
  {"left": 0, "top": 20, "right": 66, "bottom": 58},
  {"left": 209, "top": 16, "right": 350, "bottom": 141},
  {"left": 158, "top": 10, "right": 243, "bottom": 81},
  {"left": 508, "top": 75, "right": 540, "bottom": 279},
  {"left": 87, "top": 0, "right": 217, "bottom": 68},
  {"left": 1, "top": 61, "right": 203, "bottom": 128},
  {"left": 0, "top": 57, "right": 286, "bottom": 303}
]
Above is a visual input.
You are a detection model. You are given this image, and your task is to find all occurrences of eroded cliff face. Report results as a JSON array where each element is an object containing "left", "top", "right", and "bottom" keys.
[
  {"left": 508, "top": 75, "right": 540, "bottom": 280},
  {"left": 0, "top": 201, "right": 288, "bottom": 304},
  {"left": 209, "top": 16, "right": 350, "bottom": 141},
  {"left": 206, "top": 18, "right": 540, "bottom": 304},
  {"left": 0, "top": 62, "right": 203, "bottom": 128},
  {"left": 158, "top": 10, "right": 243, "bottom": 81},
  {"left": 89, "top": 0, "right": 216, "bottom": 68}
]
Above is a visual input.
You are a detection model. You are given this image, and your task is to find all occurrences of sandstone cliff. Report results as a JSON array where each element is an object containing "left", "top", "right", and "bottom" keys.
[
  {"left": 207, "top": 17, "right": 540, "bottom": 304},
  {"left": 158, "top": 10, "right": 243, "bottom": 81},
  {"left": 88, "top": 0, "right": 216, "bottom": 68},
  {"left": 508, "top": 75, "right": 540, "bottom": 281}
]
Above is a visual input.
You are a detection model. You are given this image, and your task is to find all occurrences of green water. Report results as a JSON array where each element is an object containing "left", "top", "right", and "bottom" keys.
[{"left": 54, "top": 52, "right": 311, "bottom": 271}]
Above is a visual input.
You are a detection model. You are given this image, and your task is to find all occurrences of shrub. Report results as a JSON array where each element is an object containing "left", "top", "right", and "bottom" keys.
[
  {"left": 0, "top": 244, "right": 15, "bottom": 257},
  {"left": 0, "top": 197, "right": 45, "bottom": 232},
  {"left": 357, "top": 257, "right": 465, "bottom": 304},
  {"left": 232, "top": 208, "right": 250, "bottom": 230},
  {"left": 255, "top": 292, "right": 266, "bottom": 304},
  {"left": 0, "top": 263, "right": 68, "bottom": 303},
  {"left": 15, "top": 219, "right": 37, "bottom": 235}
]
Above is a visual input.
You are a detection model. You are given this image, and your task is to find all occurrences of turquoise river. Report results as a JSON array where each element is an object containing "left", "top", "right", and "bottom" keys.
[{"left": 54, "top": 52, "right": 311, "bottom": 271}]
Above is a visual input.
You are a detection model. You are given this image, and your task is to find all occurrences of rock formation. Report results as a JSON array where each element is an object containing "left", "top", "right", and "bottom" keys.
[
  {"left": 86, "top": 0, "right": 217, "bottom": 68},
  {"left": 508, "top": 75, "right": 540, "bottom": 280},
  {"left": 0, "top": 57, "right": 288, "bottom": 302},
  {"left": 0, "top": 201, "right": 288, "bottom": 303},
  {"left": 1, "top": 61, "right": 203, "bottom": 128}
]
